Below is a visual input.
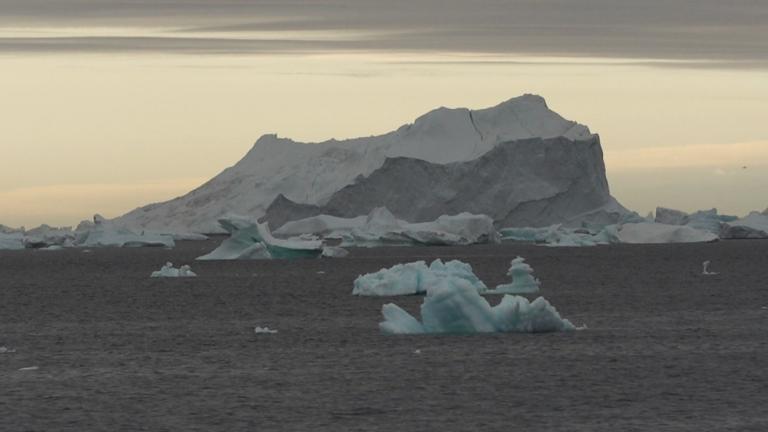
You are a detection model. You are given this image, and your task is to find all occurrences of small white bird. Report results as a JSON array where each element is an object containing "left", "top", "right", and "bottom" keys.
[{"left": 702, "top": 260, "right": 718, "bottom": 275}]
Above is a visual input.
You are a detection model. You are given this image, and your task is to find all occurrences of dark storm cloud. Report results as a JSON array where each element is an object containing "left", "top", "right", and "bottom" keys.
[{"left": 0, "top": 0, "right": 766, "bottom": 65}]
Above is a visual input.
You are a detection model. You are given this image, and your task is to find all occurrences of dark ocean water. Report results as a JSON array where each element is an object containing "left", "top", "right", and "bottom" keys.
[{"left": 1, "top": 239, "right": 767, "bottom": 431}]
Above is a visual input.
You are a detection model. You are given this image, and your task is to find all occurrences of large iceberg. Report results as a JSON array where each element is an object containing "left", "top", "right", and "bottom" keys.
[
  {"left": 353, "top": 258, "right": 488, "bottom": 296},
  {"left": 114, "top": 95, "right": 628, "bottom": 233},
  {"left": 487, "top": 257, "right": 541, "bottom": 294},
  {"left": 380, "top": 278, "right": 576, "bottom": 335},
  {"left": 197, "top": 216, "right": 323, "bottom": 260},
  {"left": 276, "top": 207, "right": 499, "bottom": 247},
  {"left": 263, "top": 137, "right": 628, "bottom": 230}
]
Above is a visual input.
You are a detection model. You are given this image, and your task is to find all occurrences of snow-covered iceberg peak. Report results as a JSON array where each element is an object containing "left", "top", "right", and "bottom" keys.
[
  {"left": 380, "top": 277, "right": 576, "bottom": 335},
  {"left": 114, "top": 94, "right": 601, "bottom": 233},
  {"left": 488, "top": 256, "right": 541, "bottom": 294}
]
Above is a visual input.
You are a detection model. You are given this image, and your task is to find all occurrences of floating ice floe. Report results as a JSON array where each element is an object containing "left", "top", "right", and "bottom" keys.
[
  {"left": 23, "top": 224, "right": 76, "bottom": 248},
  {"left": 353, "top": 258, "right": 487, "bottom": 296},
  {"left": 321, "top": 246, "right": 349, "bottom": 258},
  {"left": 487, "top": 257, "right": 541, "bottom": 294},
  {"left": 0, "top": 232, "right": 25, "bottom": 250},
  {"left": 254, "top": 326, "right": 278, "bottom": 334},
  {"left": 275, "top": 207, "right": 499, "bottom": 247},
  {"left": 380, "top": 277, "right": 576, "bottom": 335},
  {"left": 151, "top": 262, "right": 197, "bottom": 278},
  {"left": 617, "top": 222, "right": 718, "bottom": 244},
  {"left": 0, "top": 346, "right": 16, "bottom": 354},
  {"left": 197, "top": 216, "right": 323, "bottom": 260},
  {"left": 702, "top": 261, "right": 718, "bottom": 276},
  {"left": 78, "top": 216, "right": 175, "bottom": 248},
  {"left": 18, "top": 366, "right": 39, "bottom": 371},
  {"left": 500, "top": 224, "right": 619, "bottom": 247},
  {"left": 0, "top": 215, "right": 176, "bottom": 250}
]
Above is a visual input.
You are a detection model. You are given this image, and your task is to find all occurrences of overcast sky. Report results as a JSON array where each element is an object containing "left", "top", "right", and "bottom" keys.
[{"left": 1, "top": 0, "right": 767, "bottom": 66}]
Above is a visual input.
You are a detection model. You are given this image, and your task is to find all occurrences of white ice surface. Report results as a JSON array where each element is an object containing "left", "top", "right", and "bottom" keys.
[
  {"left": 277, "top": 208, "right": 499, "bottom": 247},
  {"left": 321, "top": 246, "right": 349, "bottom": 258},
  {"left": 353, "top": 258, "right": 488, "bottom": 296},
  {"left": 115, "top": 95, "right": 594, "bottom": 233},
  {"left": 151, "top": 262, "right": 197, "bottom": 278},
  {"left": 487, "top": 256, "right": 541, "bottom": 294},
  {"left": 0, "top": 233, "right": 24, "bottom": 250},
  {"left": 730, "top": 212, "right": 768, "bottom": 234},
  {"left": 197, "top": 216, "right": 322, "bottom": 260},
  {"left": 618, "top": 223, "right": 718, "bottom": 244},
  {"left": 380, "top": 277, "right": 576, "bottom": 335}
]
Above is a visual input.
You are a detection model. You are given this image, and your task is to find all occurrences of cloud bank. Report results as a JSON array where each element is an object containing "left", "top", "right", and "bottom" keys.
[{"left": 0, "top": 0, "right": 766, "bottom": 66}]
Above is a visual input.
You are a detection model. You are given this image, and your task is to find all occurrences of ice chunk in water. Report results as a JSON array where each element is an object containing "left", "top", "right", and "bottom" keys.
[
  {"left": 379, "top": 277, "right": 576, "bottom": 335},
  {"left": 353, "top": 258, "right": 487, "bottom": 296},
  {"left": 487, "top": 256, "right": 541, "bottom": 294},
  {"left": 197, "top": 217, "right": 322, "bottom": 260},
  {"left": 151, "top": 262, "right": 198, "bottom": 278}
]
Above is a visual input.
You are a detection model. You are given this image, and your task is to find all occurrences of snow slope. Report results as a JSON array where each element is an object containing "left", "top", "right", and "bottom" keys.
[{"left": 114, "top": 95, "right": 595, "bottom": 233}]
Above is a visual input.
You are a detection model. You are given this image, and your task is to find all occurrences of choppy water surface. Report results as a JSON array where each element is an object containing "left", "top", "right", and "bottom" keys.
[{"left": 1, "top": 240, "right": 767, "bottom": 431}]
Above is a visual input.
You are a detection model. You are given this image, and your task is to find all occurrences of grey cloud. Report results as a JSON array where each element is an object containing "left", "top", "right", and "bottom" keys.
[{"left": 0, "top": 0, "right": 766, "bottom": 66}]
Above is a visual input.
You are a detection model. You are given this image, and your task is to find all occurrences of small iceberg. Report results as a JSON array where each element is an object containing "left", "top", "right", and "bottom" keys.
[
  {"left": 487, "top": 256, "right": 541, "bottom": 294},
  {"left": 151, "top": 262, "right": 197, "bottom": 278},
  {"left": 380, "top": 278, "right": 576, "bottom": 335},
  {"left": 254, "top": 326, "right": 278, "bottom": 334},
  {"left": 197, "top": 216, "right": 323, "bottom": 260},
  {"left": 353, "top": 258, "right": 487, "bottom": 296}
]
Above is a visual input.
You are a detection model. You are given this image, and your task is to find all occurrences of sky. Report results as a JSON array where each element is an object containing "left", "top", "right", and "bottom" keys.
[{"left": 1, "top": 0, "right": 767, "bottom": 227}]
